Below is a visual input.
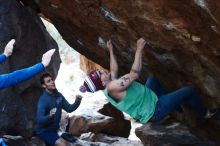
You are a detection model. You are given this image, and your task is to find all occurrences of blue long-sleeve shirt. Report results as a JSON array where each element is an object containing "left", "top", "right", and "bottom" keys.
[
  {"left": 36, "top": 90, "right": 81, "bottom": 134},
  {"left": 0, "top": 54, "right": 6, "bottom": 63},
  {"left": 0, "top": 63, "right": 45, "bottom": 89}
]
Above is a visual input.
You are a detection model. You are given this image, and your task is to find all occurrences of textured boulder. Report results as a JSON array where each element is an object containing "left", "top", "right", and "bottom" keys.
[
  {"left": 135, "top": 123, "right": 217, "bottom": 146},
  {"left": 5, "top": 0, "right": 220, "bottom": 144},
  {"left": 31, "top": 0, "right": 220, "bottom": 105},
  {"left": 98, "top": 103, "right": 131, "bottom": 138},
  {"left": 1, "top": 136, "right": 45, "bottom": 146},
  {"left": 68, "top": 103, "right": 131, "bottom": 138},
  {"left": 1, "top": 134, "right": 142, "bottom": 146},
  {"left": 80, "top": 55, "right": 106, "bottom": 74},
  {"left": 33, "top": 0, "right": 220, "bottom": 143},
  {"left": 68, "top": 115, "right": 113, "bottom": 136},
  {"left": 0, "top": 0, "right": 60, "bottom": 137}
]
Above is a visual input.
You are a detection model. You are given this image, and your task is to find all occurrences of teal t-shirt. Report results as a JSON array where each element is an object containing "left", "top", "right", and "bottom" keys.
[{"left": 103, "top": 81, "right": 158, "bottom": 124}]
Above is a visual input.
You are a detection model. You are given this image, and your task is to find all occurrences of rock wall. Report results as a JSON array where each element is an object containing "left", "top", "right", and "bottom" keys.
[
  {"left": 33, "top": 0, "right": 220, "bottom": 106},
  {"left": 0, "top": 0, "right": 60, "bottom": 137},
  {"left": 6, "top": 0, "right": 220, "bottom": 144},
  {"left": 80, "top": 55, "right": 106, "bottom": 74},
  {"left": 18, "top": 0, "right": 220, "bottom": 143}
]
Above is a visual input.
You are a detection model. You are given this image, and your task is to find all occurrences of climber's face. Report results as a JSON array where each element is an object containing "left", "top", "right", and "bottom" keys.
[{"left": 100, "top": 70, "right": 111, "bottom": 87}]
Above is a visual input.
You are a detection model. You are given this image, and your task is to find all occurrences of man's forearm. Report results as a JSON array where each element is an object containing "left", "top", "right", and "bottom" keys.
[
  {"left": 64, "top": 98, "right": 81, "bottom": 113},
  {"left": 109, "top": 49, "right": 118, "bottom": 79},
  {"left": 110, "top": 49, "right": 143, "bottom": 92},
  {"left": 130, "top": 49, "right": 142, "bottom": 78}
]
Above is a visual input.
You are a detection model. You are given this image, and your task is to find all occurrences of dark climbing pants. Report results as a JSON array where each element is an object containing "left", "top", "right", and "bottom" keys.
[{"left": 145, "top": 76, "right": 207, "bottom": 122}]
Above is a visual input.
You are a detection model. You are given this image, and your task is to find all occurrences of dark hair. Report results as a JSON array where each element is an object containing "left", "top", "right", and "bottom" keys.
[{"left": 40, "top": 73, "right": 52, "bottom": 85}]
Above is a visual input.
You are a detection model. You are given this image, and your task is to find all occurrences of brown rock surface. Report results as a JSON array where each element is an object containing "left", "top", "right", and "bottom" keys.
[
  {"left": 22, "top": 0, "right": 220, "bottom": 144},
  {"left": 98, "top": 103, "right": 131, "bottom": 138},
  {"left": 0, "top": 0, "right": 60, "bottom": 137},
  {"left": 80, "top": 55, "right": 106, "bottom": 74},
  {"left": 1, "top": 136, "right": 45, "bottom": 146},
  {"left": 34, "top": 0, "right": 220, "bottom": 105},
  {"left": 4, "top": 0, "right": 220, "bottom": 144},
  {"left": 68, "top": 103, "right": 131, "bottom": 138},
  {"left": 135, "top": 122, "right": 218, "bottom": 146}
]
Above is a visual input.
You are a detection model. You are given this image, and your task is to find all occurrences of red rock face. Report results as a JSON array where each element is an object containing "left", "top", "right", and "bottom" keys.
[
  {"left": 80, "top": 55, "right": 106, "bottom": 74},
  {"left": 35, "top": 0, "right": 220, "bottom": 106},
  {"left": 20, "top": 0, "right": 220, "bottom": 143}
]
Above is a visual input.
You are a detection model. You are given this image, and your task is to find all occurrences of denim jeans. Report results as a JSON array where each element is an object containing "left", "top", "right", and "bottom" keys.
[{"left": 145, "top": 76, "right": 207, "bottom": 122}]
